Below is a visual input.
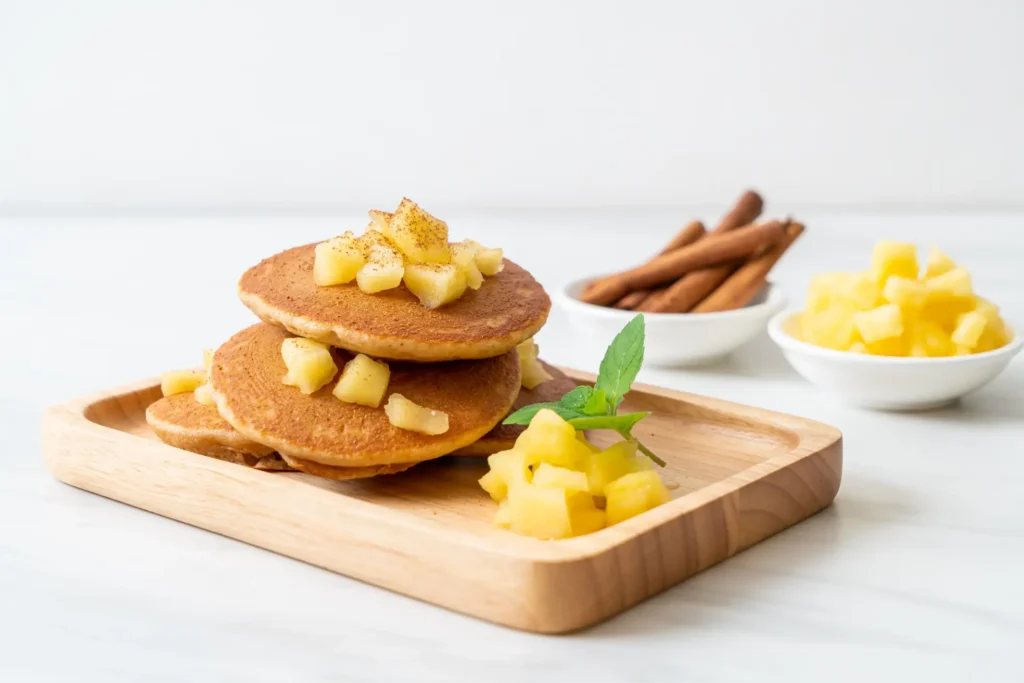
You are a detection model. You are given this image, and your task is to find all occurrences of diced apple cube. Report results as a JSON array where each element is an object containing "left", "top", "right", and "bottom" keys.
[
  {"left": 848, "top": 341, "right": 869, "bottom": 354},
  {"left": 487, "top": 449, "right": 532, "bottom": 490},
  {"left": 909, "top": 320, "right": 953, "bottom": 357},
  {"left": 805, "top": 273, "right": 852, "bottom": 314},
  {"left": 532, "top": 463, "right": 589, "bottom": 492},
  {"left": 882, "top": 275, "right": 928, "bottom": 309},
  {"left": 193, "top": 383, "right": 216, "bottom": 405},
  {"left": 367, "top": 209, "right": 392, "bottom": 232},
  {"left": 838, "top": 272, "right": 881, "bottom": 310},
  {"left": 493, "top": 500, "right": 512, "bottom": 528},
  {"left": 384, "top": 393, "right": 449, "bottom": 435},
  {"left": 514, "top": 408, "right": 591, "bottom": 469},
  {"left": 569, "top": 498, "right": 606, "bottom": 536},
  {"left": 333, "top": 353, "right": 390, "bottom": 407},
  {"left": 583, "top": 440, "right": 636, "bottom": 495},
  {"left": 870, "top": 241, "right": 919, "bottom": 284},
  {"left": 281, "top": 337, "right": 338, "bottom": 395},
  {"left": 356, "top": 262, "right": 405, "bottom": 294},
  {"left": 517, "top": 338, "right": 553, "bottom": 389},
  {"left": 924, "top": 246, "right": 956, "bottom": 278},
  {"left": 853, "top": 304, "right": 904, "bottom": 344},
  {"left": 161, "top": 369, "right": 206, "bottom": 397},
  {"left": 800, "top": 305, "right": 859, "bottom": 350},
  {"left": 450, "top": 240, "right": 485, "bottom": 289},
  {"left": 507, "top": 482, "right": 573, "bottom": 539},
  {"left": 926, "top": 266, "right": 973, "bottom": 300},
  {"left": 951, "top": 311, "right": 987, "bottom": 348},
  {"left": 604, "top": 471, "right": 672, "bottom": 526},
  {"left": 466, "top": 241, "right": 504, "bottom": 276},
  {"left": 314, "top": 234, "right": 365, "bottom": 286},
  {"left": 403, "top": 263, "right": 467, "bottom": 309},
  {"left": 479, "top": 469, "right": 507, "bottom": 502},
  {"left": 385, "top": 198, "right": 450, "bottom": 264},
  {"left": 202, "top": 349, "right": 214, "bottom": 375}
]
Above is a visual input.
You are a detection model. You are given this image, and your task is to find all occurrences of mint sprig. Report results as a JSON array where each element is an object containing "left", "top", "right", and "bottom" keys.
[{"left": 503, "top": 314, "right": 665, "bottom": 467}]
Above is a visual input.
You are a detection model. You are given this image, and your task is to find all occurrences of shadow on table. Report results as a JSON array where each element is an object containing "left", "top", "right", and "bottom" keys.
[{"left": 580, "top": 474, "right": 914, "bottom": 639}]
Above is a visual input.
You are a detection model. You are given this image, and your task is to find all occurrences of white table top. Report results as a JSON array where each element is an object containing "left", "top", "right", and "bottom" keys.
[{"left": 2, "top": 209, "right": 1022, "bottom": 682}]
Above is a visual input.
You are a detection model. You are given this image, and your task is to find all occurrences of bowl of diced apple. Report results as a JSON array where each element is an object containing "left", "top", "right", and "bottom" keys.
[{"left": 769, "top": 242, "right": 1021, "bottom": 410}]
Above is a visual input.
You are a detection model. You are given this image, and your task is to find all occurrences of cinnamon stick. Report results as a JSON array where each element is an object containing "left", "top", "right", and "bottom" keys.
[
  {"left": 637, "top": 191, "right": 765, "bottom": 313},
  {"left": 656, "top": 220, "right": 707, "bottom": 255},
  {"left": 580, "top": 220, "right": 786, "bottom": 306},
  {"left": 614, "top": 290, "right": 652, "bottom": 310},
  {"left": 693, "top": 222, "right": 805, "bottom": 312}
]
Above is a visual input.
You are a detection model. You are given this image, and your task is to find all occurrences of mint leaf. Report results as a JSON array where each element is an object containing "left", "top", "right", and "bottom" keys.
[
  {"left": 583, "top": 388, "right": 608, "bottom": 416},
  {"left": 559, "top": 386, "right": 595, "bottom": 412},
  {"left": 503, "top": 402, "right": 587, "bottom": 425},
  {"left": 567, "top": 412, "right": 650, "bottom": 432},
  {"left": 594, "top": 314, "right": 645, "bottom": 411}
]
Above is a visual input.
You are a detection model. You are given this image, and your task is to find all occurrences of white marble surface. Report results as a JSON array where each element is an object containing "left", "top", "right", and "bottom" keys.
[{"left": 2, "top": 209, "right": 1022, "bottom": 682}]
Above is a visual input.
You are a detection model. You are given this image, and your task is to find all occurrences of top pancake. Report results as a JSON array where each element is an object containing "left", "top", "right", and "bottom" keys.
[
  {"left": 237, "top": 243, "right": 551, "bottom": 361},
  {"left": 208, "top": 323, "right": 521, "bottom": 467}
]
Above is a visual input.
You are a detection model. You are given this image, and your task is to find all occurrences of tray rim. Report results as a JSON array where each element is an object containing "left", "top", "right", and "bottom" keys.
[{"left": 43, "top": 368, "right": 842, "bottom": 565}]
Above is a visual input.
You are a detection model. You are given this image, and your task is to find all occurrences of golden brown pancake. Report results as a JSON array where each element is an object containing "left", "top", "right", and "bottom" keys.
[
  {"left": 145, "top": 393, "right": 282, "bottom": 469},
  {"left": 452, "top": 361, "right": 579, "bottom": 457},
  {"left": 209, "top": 323, "right": 521, "bottom": 467},
  {"left": 146, "top": 393, "right": 414, "bottom": 480},
  {"left": 237, "top": 243, "right": 550, "bottom": 362},
  {"left": 279, "top": 453, "right": 417, "bottom": 480}
]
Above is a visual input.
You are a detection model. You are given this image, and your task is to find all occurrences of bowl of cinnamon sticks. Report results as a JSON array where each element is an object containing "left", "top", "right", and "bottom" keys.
[{"left": 560, "top": 190, "right": 804, "bottom": 366}]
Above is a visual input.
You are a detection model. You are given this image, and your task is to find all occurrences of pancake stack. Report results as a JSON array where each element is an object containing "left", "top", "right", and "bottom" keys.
[{"left": 147, "top": 203, "right": 574, "bottom": 481}]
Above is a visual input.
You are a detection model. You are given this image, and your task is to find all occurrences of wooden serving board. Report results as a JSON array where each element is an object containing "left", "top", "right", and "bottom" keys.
[{"left": 42, "top": 370, "right": 842, "bottom": 633}]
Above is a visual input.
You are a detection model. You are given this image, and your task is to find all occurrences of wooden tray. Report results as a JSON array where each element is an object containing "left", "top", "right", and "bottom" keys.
[{"left": 42, "top": 370, "right": 842, "bottom": 633}]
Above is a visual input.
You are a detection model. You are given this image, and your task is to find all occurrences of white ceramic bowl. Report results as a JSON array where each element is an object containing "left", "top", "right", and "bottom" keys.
[
  {"left": 558, "top": 278, "right": 786, "bottom": 366},
  {"left": 768, "top": 310, "right": 1022, "bottom": 410}
]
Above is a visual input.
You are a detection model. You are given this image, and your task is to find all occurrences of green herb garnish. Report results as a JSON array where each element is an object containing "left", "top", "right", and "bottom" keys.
[{"left": 503, "top": 314, "right": 664, "bottom": 466}]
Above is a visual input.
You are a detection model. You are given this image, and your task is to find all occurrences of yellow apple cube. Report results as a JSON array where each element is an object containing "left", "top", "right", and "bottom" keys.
[
  {"left": 403, "top": 263, "right": 467, "bottom": 309},
  {"left": 161, "top": 369, "right": 206, "bottom": 396},
  {"left": 604, "top": 471, "right": 672, "bottom": 526},
  {"left": 385, "top": 198, "right": 450, "bottom": 263},
  {"left": 882, "top": 275, "right": 928, "bottom": 310},
  {"left": 924, "top": 246, "right": 956, "bottom": 278},
  {"left": 450, "top": 240, "right": 484, "bottom": 289},
  {"left": 384, "top": 394, "right": 449, "bottom": 435},
  {"left": 837, "top": 272, "right": 881, "bottom": 310},
  {"left": 908, "top": 320, "right": 953, "bottom": 357},
  {"left": 508, "top": 483, "right": 573, "bottom": 539},
  {"left": 203, "top": 349, "right": 214, "bottom": 375},
  {"left": 313, "top": 234, "right": 365, "bottom": 286},
  {"left": 333, "top": 353, "right": 390, "bottom": 407},
  {"left": 532, "top": 463, "right": 589, "bottom": 493},
  {"left": 281, "top": 337, "right": 338, "bottom": 394},
  {"left": 356, "top": 262, "right": 405, "bottom": 294},
  {"left": 193, "top": 383, "right": 216, "bottom": 406},
  {"left": 569, "top": 497, "right": 606, "bottom": 535},
  {"left": 514, "top": 408, "right": 590, "bottom": 469},
  {"left": 926, "top": 266, "right": 973, "bottom": 300},
  {"left": 853, "top": 304, "right": 903, "bottom": 344},
  {"left": 870, "top": 241, "right": 919, "bottom": 284},
  {"left": 474, "top": 246, "right": 504, "bottom": 276},
  {"left": 487, "top": 449, "right": 532, "bottom": 490},
  {"left": 516, "top": 338, "right": 553, "bottom": 389},
  {"left": 848, "top": 341, "right": 869, "bottom": 354},
  {"left": 805, "top": 273, "right": 852, "bottom": 314},
  {"left": 951, "top": 311, "right": 987, "bottom": 348},
  {"left": 800, "top": 305, "right": 859, "bottom": 350},
  {"left": 479, "top": 469, "right": 507, "bottom": 502},
  {"left": 367, "top": 209, "right": 392, "bottom": 232},
  {"left": 583, "top": 440, "right": 636, "bottom": 495}
]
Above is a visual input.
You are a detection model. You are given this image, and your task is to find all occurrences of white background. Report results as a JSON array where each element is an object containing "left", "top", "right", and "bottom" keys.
[{"left": 2, "top": 0, "right": 1023, "bottom": 212}]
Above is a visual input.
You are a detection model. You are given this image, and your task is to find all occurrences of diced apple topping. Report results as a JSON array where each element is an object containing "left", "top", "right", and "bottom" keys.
[
  {"left": 161, "top": 369, "right": 206, "bottom": 397},
  {"left": 385, "top": 198, "right": 450, "bottom": 264},
  {"left": 403, "top": 263, "right": 467, "bottom": 309},
  {"left": 384, "top": 393, "right": 449, "bottom": 435},
  {"left": 313, "top": 233, "right": 365, "bottom": 286},
  {"left": 312, "top": 198, "right": 504, "bottom": 307},
  {"left": 281, "top": 337, "right": 338, "bottom": 395},
  {"left": 333, "top": 353, "right": 390, "bottom": 407},
  {"left": 516, "top": 338, "right": 553, "bottom": 389},
  {"left": 193, "top": 383, "right": 216, "bottom": 406}
]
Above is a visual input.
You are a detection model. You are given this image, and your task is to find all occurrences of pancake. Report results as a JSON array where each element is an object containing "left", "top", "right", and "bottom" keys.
[
  {"left": 279, "top": 453, "right": 416, "bottom": 481},
  {"left": 209, "top": 323, "right": 521, "bottom": 467},
  {"left": 453, "top": 361, "right": 579, "bottom": 457},
  {"left": 145, "top": 393, "right": 281, "bottom": 468},
  {"left": 146, "top": 393, "right": 422, "bottom": 480},
  {"left": 237, "top": 243, "right": 550, "bottom": 362}
]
